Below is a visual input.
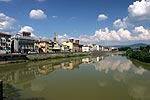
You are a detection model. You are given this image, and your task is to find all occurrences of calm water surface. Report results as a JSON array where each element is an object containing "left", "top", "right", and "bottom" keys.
[{"left": 1, "top": 55, "right": 150, "bottom": 100}]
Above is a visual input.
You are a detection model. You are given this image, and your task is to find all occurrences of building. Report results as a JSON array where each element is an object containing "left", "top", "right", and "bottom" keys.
[
  {"left": 52, "top": 42, "right": 61, "bottom": 52},
  {"left": 0, "top": 32, "right": 11, "bottom": 54},
  {"left": 82, "top": 45, "right": 90, "bottom": 52},
  {"left": 35, "top": 39, "right": 53, "bottom": 53},
  {"left": 51, "top": 32, "right": 61, "bottom": 52},
  {"left": 11, "top": 32, "right": 36, "bottom": 53},
  {"left": 61, "top": 44, "right": 70, "bottom": 52},
  {"left": 62, "top": 39, "right": 80, "bottom": 52}
]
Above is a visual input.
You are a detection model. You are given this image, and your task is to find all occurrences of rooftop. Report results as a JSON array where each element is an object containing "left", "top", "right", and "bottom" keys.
[{"left": 0, "top": 32, "right": 11, "bottom": 36}]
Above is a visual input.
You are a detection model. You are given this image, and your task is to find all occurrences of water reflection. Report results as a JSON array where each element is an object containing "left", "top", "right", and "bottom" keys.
[
  {"left": 0, "top": 55, "right": 150, "bottom": 100},
  {"left": 129, "top": 85, "right": 150, "bottom": 100},
  {"left": 0, "top": 58, "right": 82, "bottom": 84},
  {"left": 93, "top": 56, "right": 148, "bottom": 76},
  {"left": 93, "top": 55, "right": 150, "bottom": 100}
]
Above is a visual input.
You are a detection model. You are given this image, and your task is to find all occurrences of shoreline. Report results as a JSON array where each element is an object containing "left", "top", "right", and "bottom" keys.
[
  {"left": 28, "top": 52, "right": 90, "bottom": 61},
  {"left": 0, "top": 51, "right": 122, "bottom": 65},
  {"left": 0, "top": 52, "right": 91, "bottom": 65}
]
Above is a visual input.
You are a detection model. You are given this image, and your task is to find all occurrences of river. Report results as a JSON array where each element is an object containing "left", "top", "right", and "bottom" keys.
[{"left": 0, "top": 54, "right": 150, "bottom": 100}]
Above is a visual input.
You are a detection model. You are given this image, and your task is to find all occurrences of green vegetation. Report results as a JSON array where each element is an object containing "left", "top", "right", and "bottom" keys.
[
  {"left": 29, "top": 53, "right": 89, "bottom": 61},
  {"left": 118, "top": 47, "right": 131, "bottom": 51},
  {"left": 126, "top": 46, "right": 150, "bottom": 63}
]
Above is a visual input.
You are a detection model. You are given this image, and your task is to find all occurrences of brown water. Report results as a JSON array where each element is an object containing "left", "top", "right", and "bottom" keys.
[{"left": 1, "top": 55, "right": 150, "bottom": 100}]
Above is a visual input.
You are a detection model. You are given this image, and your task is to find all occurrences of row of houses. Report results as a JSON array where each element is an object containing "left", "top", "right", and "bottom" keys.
[{"left": 0, "top": 32, "right": 106, "bottom": 54}]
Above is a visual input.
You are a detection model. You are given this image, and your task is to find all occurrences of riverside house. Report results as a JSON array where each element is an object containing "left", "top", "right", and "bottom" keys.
[
  {"left": 35, "top": 39, "right": 53, "bottom": 53},
  {"left": 0, "top": 32, "right": 11, "bottom": 54},
  {"left": 11, "top": 32, "right": 36, "bottom": 53},
  {"left": 62, "top": 39, "right": 81, "bottom": 52}
]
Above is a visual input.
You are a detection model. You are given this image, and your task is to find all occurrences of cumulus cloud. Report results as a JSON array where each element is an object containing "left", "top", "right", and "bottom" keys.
[
  {"left": 114, "top": 0, "right": 150, "bottom": 28},
  {"left": 52, "top": 16, "right": 58, "bottom": 19},
  {"left": 113, "top": 18, "right": 128, "bottom": 28},
  {"left": 0, "top": 13, "right": 16, "bottom": 32},
  {"left": 98, "top": 14, "right": 108, "bottom": 21},
  {"left": 57, "top": 34, "right": 73, "bottom": 43},
  {"left": 57, "top": 26, "right": 150, "bottom": 45},
  {"left": 79, "top": 27, "right": 132, "bottom": 43},
  {"left": 29, "top": 9, "right": 47, "bottom": 19},
  {"left": 0, "top": 0, "right": 11, "bottom": 2},
  {"left": 19, "top": 26, "right": 37, "bottom": 38},
  {"left": 19, "top": 26, "right": 34, "bottom": 33},
  {"left": 36, "top": 0, "right": 45, "bottom": 2}
]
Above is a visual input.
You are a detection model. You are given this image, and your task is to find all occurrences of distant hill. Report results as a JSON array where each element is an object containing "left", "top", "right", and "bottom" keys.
[
  {"left": 130, "top": 43, "right": 148, "bottom": 48},
  {"left": 111, "top": 43, "right": 149, "bottom": 48}
]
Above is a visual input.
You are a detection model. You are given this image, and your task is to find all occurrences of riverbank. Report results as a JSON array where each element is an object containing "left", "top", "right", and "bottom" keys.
[
  {"left": 0, "top": 51, "right": 125, "bottom": 64},
  {"left": 0, "top": 52, "right": 91, "bottom": 64},
  {"left": 126, "top": 49, "right": 150, "bottom": 63},
  {"left": 27, "top": 52, "right": 90, "bottom": 61}
]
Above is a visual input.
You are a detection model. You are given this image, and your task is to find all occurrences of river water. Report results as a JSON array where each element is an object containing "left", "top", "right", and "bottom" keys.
[{"left": 1, "top": 54, "right": 150, "bottom": 100}]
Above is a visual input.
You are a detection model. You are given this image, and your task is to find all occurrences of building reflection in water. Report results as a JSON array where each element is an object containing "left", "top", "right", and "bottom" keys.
[
  {"left": 61, "top": 59, "right": 82, "bottom": 70},
  {"left": 0, "top": 55, "right": 150, "bottom": 100},
  {"left": 81, "top": 56, "right": 104, "bottom": 64},
  {"left": 36, "top": 64, "right": 54, "bottom": 75},
  {"left": 0, "top": 58, "right": 83, "bottom": 87}
]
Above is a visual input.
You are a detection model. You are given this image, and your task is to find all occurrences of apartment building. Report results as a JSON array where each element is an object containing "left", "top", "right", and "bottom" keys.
[
  {"left": 11, "top": 32, "right": 36, "bottom": 53},
  {"left": 35, "top": 39, "right": 53, "bottom": 53},
  {"left": 62, "top": 39, "right": 81, "bottom": 52},
  {"left": 0, "top": 32, "right": 11, "bottom": 54}
]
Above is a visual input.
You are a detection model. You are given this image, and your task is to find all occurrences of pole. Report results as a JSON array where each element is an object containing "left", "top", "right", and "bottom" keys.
[{"left": 0, "top": 80, "right": 3, "bottom": 100}]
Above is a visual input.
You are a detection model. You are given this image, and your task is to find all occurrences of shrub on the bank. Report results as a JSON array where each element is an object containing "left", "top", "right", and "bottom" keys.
[{"left": 126, "top": 46, "right": 150, "bottom": 63}]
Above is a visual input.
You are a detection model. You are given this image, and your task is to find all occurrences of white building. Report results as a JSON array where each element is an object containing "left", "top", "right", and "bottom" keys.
[
  {"left": 82, "top": 45, "right": 90, "bottom": 52},
  {"left": 61, "top": 44, "right": 70, "bottom": 52},
  {"left": 11, "top": 32, "right": 36, "bottom": 53},
  {"left": 0, "top": 32, "right": 11, "bottom": 54}
]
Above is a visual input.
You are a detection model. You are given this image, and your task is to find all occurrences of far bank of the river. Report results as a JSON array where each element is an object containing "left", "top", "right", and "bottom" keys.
[
  {"left": 0, "top": 51, "right": 123, "bottom": 64},
  {"left": 27, "top": 52, "right": 91, "bottom": 61},
  {"left": 27, "top": 51, "right": 122, "bottom": 61},
  {"left": 0, "top": 52, "right": 91, "bottom": 64}
]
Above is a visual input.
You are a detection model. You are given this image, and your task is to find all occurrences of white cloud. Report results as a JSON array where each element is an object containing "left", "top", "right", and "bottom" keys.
[
  {"left": 0, "top": 13, "right": 16, "bottom": 32},
  {"left": 36, "top": 0, "right": 45, "bottom": 2},
  {"left": 98, "top": 14, "right": 108, "bottom": 21},
  {"left": 133, "top": 26, "right": 150, "bottom": 40},
  {"left": 0, "top": 0, "right": 11, "bottom": 2},
  {"left": 19, "top": 26, "right": 34, "bottom": 33},
  {"left": 29, "top": 9, "right": 47, "bottom": 19},
  {"left": 128, "top": 0, "right": 150, "bottom": 18},
  {"left": 19, "top": 26, "right": 37, "bottom": 38},
  {"left": 52, "top": 16, "right": 58, "bottom": 19},
  {"left": 114, "top": 0, "right": 150, "bottom": 28},
  {"left": 57, "top": 26, "right": 150, "bottom": 45},
  {"left": 57, "top": 34, "right": 73, "bottom": 43},
  {"left": 113, "top": 19, "right": 127, "bottom": 28}
]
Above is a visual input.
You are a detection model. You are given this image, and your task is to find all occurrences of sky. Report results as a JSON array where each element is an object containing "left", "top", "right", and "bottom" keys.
[{"left": 0, "top": 0, "right": 150, "bottom": 46}]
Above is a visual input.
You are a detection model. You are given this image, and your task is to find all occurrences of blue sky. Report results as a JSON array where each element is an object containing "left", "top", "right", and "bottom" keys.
[{"left": 0, "top": 0, "right": 150, "bottom": 45}]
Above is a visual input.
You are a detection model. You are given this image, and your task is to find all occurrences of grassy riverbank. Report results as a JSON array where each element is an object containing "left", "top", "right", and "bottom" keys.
[
  {"left": 131, "top": 58, "right": 150, "bottom": 70},
  {"left": 0, "top": 53, "right": 90, "bottom": 65},
  {"left": 28, "top": 53, "right": 90, "bottom": 61}
]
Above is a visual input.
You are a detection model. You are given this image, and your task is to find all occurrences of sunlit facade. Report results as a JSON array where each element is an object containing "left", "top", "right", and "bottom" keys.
[{"left": 0, "top": 32, "right": 11, "bottom": 54}]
